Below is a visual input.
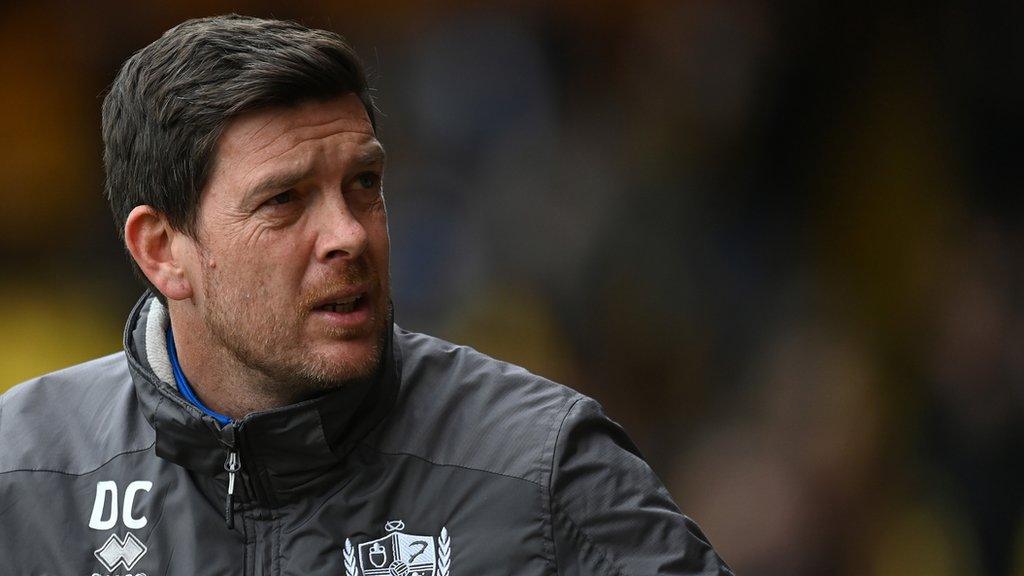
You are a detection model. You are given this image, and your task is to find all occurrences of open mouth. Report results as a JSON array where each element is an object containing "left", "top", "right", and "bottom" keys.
[{"left": 318, "top": 294, "right": 366, "bottom": 314}]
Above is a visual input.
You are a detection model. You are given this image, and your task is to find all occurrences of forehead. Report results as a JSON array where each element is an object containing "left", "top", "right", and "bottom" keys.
[{"left": 213, "top": 93, "right": 377, "bottom": 172}]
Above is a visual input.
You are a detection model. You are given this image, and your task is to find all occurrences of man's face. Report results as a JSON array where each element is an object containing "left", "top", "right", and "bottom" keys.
[{"left": 183, "top": 93, "right": 390, "bottom": 392}]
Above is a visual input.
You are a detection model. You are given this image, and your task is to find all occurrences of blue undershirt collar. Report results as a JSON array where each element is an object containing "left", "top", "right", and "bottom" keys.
[{"left": 166, "top": 325, "right": 232, "bottom": 426}]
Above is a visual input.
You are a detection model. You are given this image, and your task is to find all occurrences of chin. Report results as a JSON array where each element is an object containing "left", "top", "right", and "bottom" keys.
[
  {"left": 306, "top": 338, "right": 383, "bottom": 383},
  {"left": 297, "top": 301, "right": 390, "bottom": 386}
]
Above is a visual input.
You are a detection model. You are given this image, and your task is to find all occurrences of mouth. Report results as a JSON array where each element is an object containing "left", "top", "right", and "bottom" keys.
[
  {"left": 318, "top": 293, "right": 366, "bottom": 314},
  {"left": 309, "top": 286, "right": 374, "bottom": 330}
]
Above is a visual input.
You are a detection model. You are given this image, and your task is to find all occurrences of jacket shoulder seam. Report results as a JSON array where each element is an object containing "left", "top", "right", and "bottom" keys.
[
  {"left": 0, "top": 440, "right": 155, "bottom": 478},
  {"left": 362, "top": 444, "right": 543, "bottom": 487},
  {"left": 542, "top": 395, "right": 584, "bottom": 576},
  {"left": 554, "top": 502, "right": 630, "bottom": 576}
]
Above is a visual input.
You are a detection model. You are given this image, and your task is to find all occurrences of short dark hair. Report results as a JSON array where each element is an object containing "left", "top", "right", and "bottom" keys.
[{"left": 102, "top": 14, "right": 376, "bottom": 297}]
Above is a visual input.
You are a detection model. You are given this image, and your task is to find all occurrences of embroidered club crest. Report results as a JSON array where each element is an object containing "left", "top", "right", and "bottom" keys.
[{"left": 344, "top": 520, "right": 451, "bottom": 576}]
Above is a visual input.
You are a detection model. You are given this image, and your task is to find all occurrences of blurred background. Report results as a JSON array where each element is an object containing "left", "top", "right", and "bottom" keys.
[{"left": 1, "top": 1, "right": 1022, "bottom": 574}]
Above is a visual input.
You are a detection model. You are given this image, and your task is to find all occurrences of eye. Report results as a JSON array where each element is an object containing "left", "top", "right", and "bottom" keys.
[
  {"left": 354, "top": 173, "right": 380, "bottom": 190},
  {"left": 267, "top": 190, "right": 294, "bottom": 205}
]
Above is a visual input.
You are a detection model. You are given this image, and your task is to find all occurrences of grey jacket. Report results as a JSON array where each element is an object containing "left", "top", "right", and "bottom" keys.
[{"left": 0, "top": 294, "right": 731, "bottom": 575}]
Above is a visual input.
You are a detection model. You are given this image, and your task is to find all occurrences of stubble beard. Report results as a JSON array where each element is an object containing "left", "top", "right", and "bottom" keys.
[{"left": 200, "top": 258, "right": 390, "bottom": 401}]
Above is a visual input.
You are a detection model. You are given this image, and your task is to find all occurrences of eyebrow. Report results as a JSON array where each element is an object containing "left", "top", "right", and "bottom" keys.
[
  {"left": 355, "top": 144, "right": 386, "bottom": 168},
  {"left": 243, "top": 166, "right": 315, "bottom": 204},
  {"left": 243, "top": 143, "right": 386, "bottom": 202}
]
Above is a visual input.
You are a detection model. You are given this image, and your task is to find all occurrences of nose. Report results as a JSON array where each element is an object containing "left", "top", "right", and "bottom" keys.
[{"left": 313, "top": 194, "right": 368, "bottom": 262}]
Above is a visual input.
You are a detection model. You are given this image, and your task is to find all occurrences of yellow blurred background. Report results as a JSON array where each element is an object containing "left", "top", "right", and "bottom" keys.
[{"left": 1, "top": 2, "right": 1022, "bottom": 574}]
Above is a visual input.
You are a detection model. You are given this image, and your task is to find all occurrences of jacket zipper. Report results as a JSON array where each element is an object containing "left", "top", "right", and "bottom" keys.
[
  {"left": 220, "top": 423, "right": 275, "bottom": 576},
  {"left": 223, "top": 450, "right": 241, "bottom": 528}
]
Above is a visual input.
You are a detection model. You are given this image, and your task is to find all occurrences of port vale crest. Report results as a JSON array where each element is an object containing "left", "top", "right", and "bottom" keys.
[{"left": 344, "top": 520, "right": 451, "bottom": 576}]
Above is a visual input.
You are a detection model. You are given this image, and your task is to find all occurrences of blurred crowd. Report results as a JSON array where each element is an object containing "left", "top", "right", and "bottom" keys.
[{"left": 1, "top": 2, "right": 1021, "bottom": 574}]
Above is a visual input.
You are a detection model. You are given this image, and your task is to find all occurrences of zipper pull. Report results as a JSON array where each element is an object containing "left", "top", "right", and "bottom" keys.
[{"left": 224, "top": 451, "right": 241, "bottom": 528}]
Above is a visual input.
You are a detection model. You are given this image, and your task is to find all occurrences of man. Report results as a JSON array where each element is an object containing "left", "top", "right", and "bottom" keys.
[{"left": 0, "top": 15, "right": 731, "bottom": 575}]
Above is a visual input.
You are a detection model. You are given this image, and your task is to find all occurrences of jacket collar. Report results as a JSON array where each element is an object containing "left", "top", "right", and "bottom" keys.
[{"left": 124, "top": 293, "right": 400, "bottom": 499}]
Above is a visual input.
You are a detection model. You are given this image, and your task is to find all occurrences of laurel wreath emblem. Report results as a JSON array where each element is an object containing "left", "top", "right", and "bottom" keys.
[
  {"left": 344, "top": 538, "right": 359, "bottom": 576},
  {"left": 344, "top": 525, "right": 450, "bottom": 576},
  {"left": 437, "top": 527, "right": 451, "bottom": 576}
]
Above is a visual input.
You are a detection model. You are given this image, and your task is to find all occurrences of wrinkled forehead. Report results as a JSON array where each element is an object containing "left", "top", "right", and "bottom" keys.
[{"left": 215, "top": 93, "right": 377, "bottom": 169}]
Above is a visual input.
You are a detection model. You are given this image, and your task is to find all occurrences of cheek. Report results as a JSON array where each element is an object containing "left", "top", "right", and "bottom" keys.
[
  {"left": 204, "top": 250, "right": 275, "bottom": 300},
  {"left": 235, "top": 232, "right": 308, "bottom": 271}
]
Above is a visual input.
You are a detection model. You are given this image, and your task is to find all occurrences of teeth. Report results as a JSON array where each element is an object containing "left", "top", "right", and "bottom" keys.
[{"left": 324, "top": 296, "right": 360, "bottom": 313}]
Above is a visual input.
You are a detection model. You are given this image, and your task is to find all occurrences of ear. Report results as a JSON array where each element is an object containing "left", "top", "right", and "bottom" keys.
[{"left": 124, "top": 205, "right": 195, "bottom": 301}]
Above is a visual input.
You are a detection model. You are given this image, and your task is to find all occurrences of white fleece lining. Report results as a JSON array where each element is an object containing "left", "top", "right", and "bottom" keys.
[{"left": 144, "top": 298, "right": 176, "bottom": 387}]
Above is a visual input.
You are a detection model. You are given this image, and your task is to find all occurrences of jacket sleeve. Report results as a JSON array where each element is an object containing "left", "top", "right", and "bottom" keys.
[{"left": 548, "top": 397, "right": 733, "bottom": 575}]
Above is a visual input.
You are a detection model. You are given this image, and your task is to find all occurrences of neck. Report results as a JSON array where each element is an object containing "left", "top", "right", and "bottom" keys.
[{"left": 166, "top": 302, "right": 308, "bottom": 421}]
